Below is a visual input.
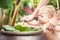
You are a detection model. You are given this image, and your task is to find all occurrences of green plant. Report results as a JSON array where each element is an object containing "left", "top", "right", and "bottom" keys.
[
  {"left": 0, "top": 0, "right": 14, "bottom": 29},
  {"left": 2, "top": 25, "right": 40, "bottom": 32},
  {"left": 2, "top": 25, "right": 20, "bottom": 32},
  {"left": 48, "top": 0, "right": 57, "bottom": 7},
  {"left": 0, "top": 0, "right": 13, "bottom": 10},
  {"left": 14, "top": 25, "right": 31, "bottom": 32},
  {"left": 0, "top": 0, "right": 21, "bottom": 26},
  {"left": 19, "top": 8, "right": 28, "bottom": 16}
]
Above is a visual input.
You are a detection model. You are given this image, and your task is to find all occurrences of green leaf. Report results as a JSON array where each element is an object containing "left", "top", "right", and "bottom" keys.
[
  {"left": 2, "top": 25, "right": 19, "bottom": 32},
  {"left": 2, "top": 25, "right": 40, "bottom": 32},
  {"left": 22, "top": 26, "right": 30, "bottom": 31},
  {"left": 31, "top": 28, "right": 40, "bottom": 31},
  {"left": 48, "top": 0, "right": 57, "bottom": 7},
  {"left": 14, "top": 25, "right": 30, "bottom": 32},
  {"left": 3, "top": 25, "right": 15, "bottom": 31},
  {"left": 20, "top": 0, "right": 30, "bottom": 8},
  {"left": 12, "top": 0, "right": 16, "bottom": 3},
  {"left": 0, "top": 0, "right": 13, "bottom": 10}
]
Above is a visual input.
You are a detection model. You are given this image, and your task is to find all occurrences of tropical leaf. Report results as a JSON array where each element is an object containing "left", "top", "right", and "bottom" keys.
[
  {"left": 2, "top": 25, "right": 40, "bottom": 32},
  {"left": 2, "top": 25, "right": 20, "bottom": 32},
  {"left": 14, "top": 25, "right": 30, "bottom": 32},
  {"left": 48, "top": 0, "right": 57, "bottom": 7},
  {"left": 3, "top": 25, "right": 15, "bottom": 31},
  {"left": 31, "top": 28, "right": 40, "bottom": 31},
  {"left": 0, "top": 0, "right": 13, "bottom": 10},
  {"left": 20, "top": 0, "right": 30, "bottom": 8},
  {"left": 14, "top": 25, "right": 40, "bottom": 32},
  {"left": 12, "top": 0, "right": 16, "bottom": 3}
]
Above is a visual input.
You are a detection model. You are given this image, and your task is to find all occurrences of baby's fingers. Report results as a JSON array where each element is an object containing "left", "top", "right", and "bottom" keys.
[{"left": 46, "top": 23, "right": 55, "bottom": 32}]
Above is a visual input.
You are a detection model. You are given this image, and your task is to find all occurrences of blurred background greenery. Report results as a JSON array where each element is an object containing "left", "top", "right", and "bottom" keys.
[{"left": 0, "top": 0, "right": 60, "bottom": 30}]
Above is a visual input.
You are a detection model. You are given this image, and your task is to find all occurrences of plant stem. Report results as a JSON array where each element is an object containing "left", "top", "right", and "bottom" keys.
[
  {"left": 8, "top": 0, "right": 20, "bottom": 26},
  {"left": 56, "top": 0, "right": 59, "bottom": 10}
]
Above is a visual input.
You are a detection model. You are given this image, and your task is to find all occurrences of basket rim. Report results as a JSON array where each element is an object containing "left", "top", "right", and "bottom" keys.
[{"left": 1, "top": 29, "right": 43, "bottom": 36}]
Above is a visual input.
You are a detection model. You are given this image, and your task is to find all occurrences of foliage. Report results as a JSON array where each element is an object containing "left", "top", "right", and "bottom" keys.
[
  {"left": 20, "top": 0, "right": 30, "bottom": 8},
  {"left": 2, "top": 25, "right": 19, "bottom": 32},
  {"left": 30, "top": 0, "right": 40, "bottom": 8},
  {"left": 2, "top": 25, "right": 40, "bottom": 32},
  {"left": 0, "top": 0, "right": 13, "bottom": 10},
  {"left": 12, "top": 0, "right": 16, "bottom": 4},
  {"left": 20, "top": 0, "right": 40, "bottom": 8},
  {"left": 19, "top": 0, "right": 40, "bottom": 16},
  {"left": 19, "top": 8, "right": 28, "bottom": 16},
  {"left": 14, "top": 25, "right": 31, "bottom": 32},
  {"left": 48, "top": 0, "right": 57, "bottom": 7},
  {"left": 31, "top": 28, "right": 40, "bottom": 31}
]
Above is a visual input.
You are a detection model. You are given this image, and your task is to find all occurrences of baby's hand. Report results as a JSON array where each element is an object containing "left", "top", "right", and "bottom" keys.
[
  {"left": 42, "top": 23, "right": 56, "bottom": 33},
  {"left": 42, "top": 23, "right": 58, "bottom": 40},
  {"left": 46, "top": 23, "right": 55, "bottom": 32},
  {"left": 46, "top": 17, "right": 58, "bottom": 32},
  {"left": 42, "top": 17, "right": 58, "bottom": 33}
]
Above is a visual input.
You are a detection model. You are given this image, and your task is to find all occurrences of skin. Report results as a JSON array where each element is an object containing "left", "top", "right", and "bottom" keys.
[
  {"left": 21, "top": 5, "right": 56, "bottom": 26},
  {"left": 21, "top": 5, "right": 56, "bottom": 29},
  {"left": 38, "top": 5, "right": 56, "bottom": 24},
  {"left": 21, "top": 0, "right": 60, "bottom": 39},
  {"left": 41, "top": 14, "right": 59, "bottom": 40},
  {"left": 42, "top": 10, "right": 60, "bottom": 40},
  {"left": 46, "top": 10, "right": 60, "bottom": 32}
]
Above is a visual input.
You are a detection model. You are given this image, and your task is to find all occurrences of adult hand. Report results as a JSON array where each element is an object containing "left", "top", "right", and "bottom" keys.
[{"left": 21, "top": 14, "right": 34, "bottom": 22}]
